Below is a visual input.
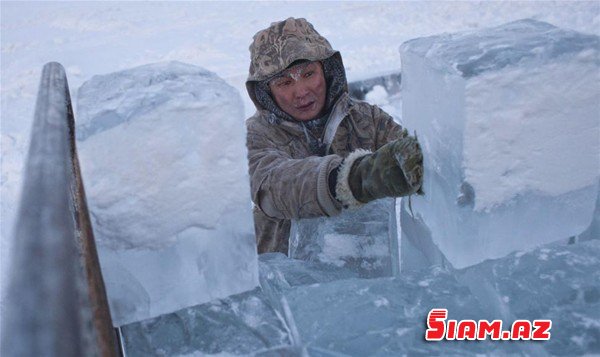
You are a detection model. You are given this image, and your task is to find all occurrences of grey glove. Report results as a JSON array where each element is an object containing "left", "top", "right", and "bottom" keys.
[{"left": 336, "top": 130, "right": 423, "bottom": 206}]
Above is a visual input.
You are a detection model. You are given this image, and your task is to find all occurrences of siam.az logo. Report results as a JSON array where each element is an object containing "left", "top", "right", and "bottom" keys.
[{"left": 425, "top": 309, "right": 551, "bottom": 341}]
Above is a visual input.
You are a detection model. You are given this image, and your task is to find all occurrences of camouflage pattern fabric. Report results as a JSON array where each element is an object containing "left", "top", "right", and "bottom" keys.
[
  {"left": 247, "top": 17, "right": 336, "bottom": 83},
  {"left": 347, "top": 131, "right": 424, "bottom": 204}
]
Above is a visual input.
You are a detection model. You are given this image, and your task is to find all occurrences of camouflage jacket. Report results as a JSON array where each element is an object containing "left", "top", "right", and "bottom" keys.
[{"left": 246, "top": 18, "right": 404, "bottom": 254}]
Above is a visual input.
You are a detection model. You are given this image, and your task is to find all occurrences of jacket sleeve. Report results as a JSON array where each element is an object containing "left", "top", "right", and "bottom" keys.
[
  {"left": 371, "top": 105, "right": 405, "bottom": 149},
  {"left": 246, "top": 127, "right": 343, "bottom": 220}
]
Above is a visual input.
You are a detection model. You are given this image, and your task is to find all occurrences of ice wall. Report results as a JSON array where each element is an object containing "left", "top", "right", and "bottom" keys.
[
  {"left": 400, "top": 19, "right": 600, "bottom": 268},
  {"left": 76, "top": 61, "right": 258, "bottom": 326}
]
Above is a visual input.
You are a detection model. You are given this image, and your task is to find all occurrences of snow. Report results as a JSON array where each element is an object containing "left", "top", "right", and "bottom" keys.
[
  {"left": 400, "top": 19, "right": 600, "bottom": 268},
  {"left": 364, "top": 84, "right": 403, "bottom": 124},
  {"left": 364, "top": 85, "right": 388, "bottom": 106},
  {"left": 76, "top": 61, "right": 258, "bottom": 326}
]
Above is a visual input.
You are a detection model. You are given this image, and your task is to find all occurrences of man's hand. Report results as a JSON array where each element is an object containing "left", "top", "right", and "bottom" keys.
[{"left": 347, "top": 130, "right": 423, "bottom": 204}]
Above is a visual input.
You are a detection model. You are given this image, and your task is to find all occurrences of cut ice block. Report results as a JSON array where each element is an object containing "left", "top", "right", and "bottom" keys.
[
  {"left": 459, "top": 240, "right": 600, "bottom": 356},
  {"left": 76, "top": 61, "right": 257, "bottom": 326},
  {"left": 289, "top": 198, "right": 399, "bottom": 278},
  {"left": 120, "top": 288, "right": 291, "bottom": 356},
  {"left": 283, "top": 270, "right": 517, "bottom": 355},
  {"left": 398, "top": 199, "right": 452, "bottom": 272},
  {"left": 400, "top": 19, "right": 600, "bottom": 268},
  {"left": 121, "top": 241, "right": 598, "bottom": 355},
  {"left": 258, "top": 253, "right": 359, "bottom": 294}
]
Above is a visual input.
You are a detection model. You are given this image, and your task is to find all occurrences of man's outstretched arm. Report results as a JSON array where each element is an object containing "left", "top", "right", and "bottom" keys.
[{"left": 247, "top": 128, "right": 343, "bottom": 220}]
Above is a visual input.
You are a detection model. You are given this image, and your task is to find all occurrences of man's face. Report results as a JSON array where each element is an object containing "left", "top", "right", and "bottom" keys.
[{"left": 269, "top": 61, "right": 327, "bottom": 121}]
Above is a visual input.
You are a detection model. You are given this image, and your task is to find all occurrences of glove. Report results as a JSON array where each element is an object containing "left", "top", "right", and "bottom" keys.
[{"left": 336, "top": 130, "right": 423, "bottom": 207}]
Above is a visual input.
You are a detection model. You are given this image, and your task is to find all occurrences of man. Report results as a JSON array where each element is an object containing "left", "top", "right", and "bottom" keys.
[{"left": 246, "top": 17, "right": 423, "bottom": 254}]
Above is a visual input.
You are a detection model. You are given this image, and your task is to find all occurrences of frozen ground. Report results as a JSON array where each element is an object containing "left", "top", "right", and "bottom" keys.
[{"left": 2, "top": 0, "right": 599, "bottom": 332}]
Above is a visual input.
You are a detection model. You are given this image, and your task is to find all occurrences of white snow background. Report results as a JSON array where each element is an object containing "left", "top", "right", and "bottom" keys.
[{"left": 1, "top": 0, "right": 599, "bottom": 321}]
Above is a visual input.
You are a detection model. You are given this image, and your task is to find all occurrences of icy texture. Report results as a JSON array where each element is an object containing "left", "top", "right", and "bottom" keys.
[
  {"left": 120, "top": 288, "right": 291, "bottom": 356},
  {"left": 459, "top": 240, "right": 600, "bottom": 355},
  {"left": 284, "top": 272, "right": 514, "bottom": 355},
  {"left": 121, "top": 241, "right": 600, "bottom": 355},
  {"left": 400, "top": 19, "right": 600, "bottom": 268},
  {"left": 289, "top": 198, "right": 399, "bottom": 278},
  {"left": 579, "top": 186, "right": 600, "bottom": 242},
  {"left": 257, "top": 254, "right": 501, "bottom": 355},
  {"left": 76, "top": 61, "right": 257, "bottom": 326},
  {"left": 284, "top": 240, "right": 600, "bottom": 356},
  {"left": 398, "top": 199, "right": 452, "bottom": 272},
  {"left": 258, "top": 253, "right": 359, "bottom": 290}
]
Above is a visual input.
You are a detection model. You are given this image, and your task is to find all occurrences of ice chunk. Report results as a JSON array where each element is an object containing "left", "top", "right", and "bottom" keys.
[
  {"left": 460, "top": 240, "right": 600, "bottom": 355},
  {"left": 283, "top": 268, "right": 517, "bottom": 355},
  {"left": 259, "top": 253, "right": 359, "bottom": 290},
  {"left": 289, "top": 198, "right": 399, "bottom": 278},
  {"left": 120, "top": 288, "right": 291, "bottom": 356},
  {"left": 122, "top": 242, "right": 598, "bottom": 355},
  {"left": 76, "top": 61, "right": 257, "bottom": 325},
  {"left": 398, "top": 200, "right": 452, "bottom": 272},
  {"left": 400, "top": 19, "right": 600, "bottom": 268},
  {"left": 258, "top": 252, "right": 360, "bottom": 317}
]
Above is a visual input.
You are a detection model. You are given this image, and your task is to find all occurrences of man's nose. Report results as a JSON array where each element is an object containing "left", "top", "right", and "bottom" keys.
[{"left": 293, "top": 82, "right": 310, "bottom": 99}]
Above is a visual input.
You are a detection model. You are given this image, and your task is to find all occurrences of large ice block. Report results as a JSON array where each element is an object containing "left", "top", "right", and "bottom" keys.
[
  {"left": 400, "top": 19, "right": 600, "bottom": 268},
  {"left": 76, "top": 61, "right": 258, "bottom": 326},
  {"left": 289, "top": 198, "right": 399, "bottom": 278}
]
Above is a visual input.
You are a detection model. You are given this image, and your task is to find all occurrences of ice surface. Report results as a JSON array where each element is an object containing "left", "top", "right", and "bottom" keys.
[
  {"left": 284, "top": 240, "right": 600, "bottom": 356},
  {"left": 76, "top": 61, "right": 258, "bottom": 326},
  {"left": 400, "top": 19, "right": 600, "bottom": 268},
  {"left": 398, "top": 199, "right": 453, "bottom": 272},
  {"left": 121, "top": 240, "right": 600, "bottom": 355},
  {"left": 258, "top": 253, "right": 359, "bottom": 290},
  {"left": 579, "top": 186, "right": 600, "bottom": 242},
  {"left": 120, "top": 288, "right": 291, "bottom": 356},
  {"left": 459, "top": 240, "right": 600, "bottom": 355},
  {"left": 283, "top": 272, "right": 515, "bottom": 355},
  {"left": 289, "top": 198, "right": 399, "bottom": 278}
]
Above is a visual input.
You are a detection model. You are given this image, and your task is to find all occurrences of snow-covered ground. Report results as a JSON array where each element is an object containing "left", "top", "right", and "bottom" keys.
[{"left": 2, "top": 0, "right": 599, "bottom": 326}]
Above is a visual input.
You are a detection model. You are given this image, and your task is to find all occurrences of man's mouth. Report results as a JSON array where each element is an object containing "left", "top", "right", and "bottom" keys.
[{"left": 296, "top": 101, "right": 315, "bottom": 111}]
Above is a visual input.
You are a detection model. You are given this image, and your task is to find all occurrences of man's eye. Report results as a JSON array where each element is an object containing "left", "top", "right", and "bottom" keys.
[
  {"left": 277, "top": 79, "right": 292, "bottom": 87},
  {"left": 304, "top": 71, "right": 314, "bottom": 78}
]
